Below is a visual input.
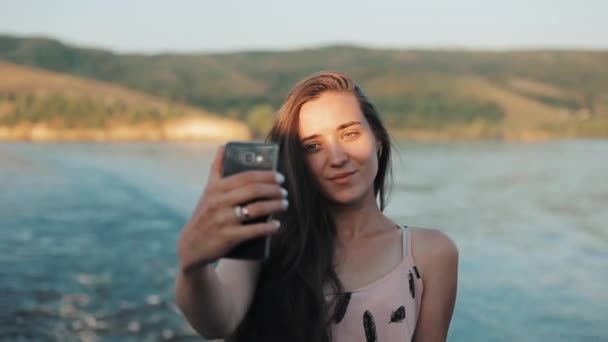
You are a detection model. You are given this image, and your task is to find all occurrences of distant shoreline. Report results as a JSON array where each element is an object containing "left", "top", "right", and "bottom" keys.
[
  {"left": 1, "top": 127, "right": 604, "bottom": 143},
  {"left": 2, "top": 116, "right": 607, "bottom": 143},
  {"left": 0, "top": 117, "right": 252, "bottom": 143}
]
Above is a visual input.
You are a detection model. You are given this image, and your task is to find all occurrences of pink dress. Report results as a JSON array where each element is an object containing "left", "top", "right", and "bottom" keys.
[{"left": 326, "top": 225, "right": 423, "bottom": 341}]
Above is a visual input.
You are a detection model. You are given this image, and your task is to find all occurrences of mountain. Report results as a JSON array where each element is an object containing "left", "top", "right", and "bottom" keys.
[
  {"left": 0, "top": 61, "right": 250, "bottom": 141},
  {"left": 1, "top": 35, "right": 607, "bottom": 140}
]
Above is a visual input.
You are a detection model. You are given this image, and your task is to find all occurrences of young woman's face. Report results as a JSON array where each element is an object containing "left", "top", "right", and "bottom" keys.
[{"left": 298, "top": 91, "right": 380, "bottom": 206}]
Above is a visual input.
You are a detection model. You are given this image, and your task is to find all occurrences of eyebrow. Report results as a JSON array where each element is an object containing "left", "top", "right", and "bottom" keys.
[{"left": 301, "top": 121, "right": 362, "bottom": 142}]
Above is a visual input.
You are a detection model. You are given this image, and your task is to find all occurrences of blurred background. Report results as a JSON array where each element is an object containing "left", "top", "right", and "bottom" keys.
[{"left": 0, "top": 0, "right": 606, "bottom": 341}]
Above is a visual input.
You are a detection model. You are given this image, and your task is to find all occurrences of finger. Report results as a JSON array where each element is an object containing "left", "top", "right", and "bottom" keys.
[
  {"left": 223, "top": 220, "right": 281, "bottom": 243},
  {"left": 240, "top": 199, "right": 289, "bottom": 221},
  {"left": 215, "top": 198, "right": 288, "bottom": 226},
  {"left": 218, "top": 170, "right": 284, "bottom": 192},
  {"left": 207, "top": 145, "right": 225, "bottom": 184},
  {"left": 223, "top": 183, "right": 287, "bottom": 207}
]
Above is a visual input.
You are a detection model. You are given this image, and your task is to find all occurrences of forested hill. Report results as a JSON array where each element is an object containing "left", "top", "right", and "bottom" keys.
[
  {"left": 1, "top": 35, "right": 607, "bottom": 140},
  {"left": 0, "top": 61, "right": 250, "bottom": 141}
]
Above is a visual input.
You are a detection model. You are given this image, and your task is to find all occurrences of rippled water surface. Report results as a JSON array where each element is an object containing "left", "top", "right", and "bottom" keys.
[{"left": 1, "top": 140, "right": 606, "bottom": 341}]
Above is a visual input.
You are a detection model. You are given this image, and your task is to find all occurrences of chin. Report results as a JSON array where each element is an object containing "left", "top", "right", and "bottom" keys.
[{"left": 324, "top": 187, "right": 371, "bottom": 206}]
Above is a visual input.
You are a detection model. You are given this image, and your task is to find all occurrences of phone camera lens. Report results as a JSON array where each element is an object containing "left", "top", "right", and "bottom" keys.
[{"left": 245, "top": 152, "right": 254, "bottom": 163}]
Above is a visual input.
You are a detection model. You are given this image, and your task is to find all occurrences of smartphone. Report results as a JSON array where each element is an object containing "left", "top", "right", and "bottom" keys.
[{"left": 222, "top": 141, "right": 279, "bottom": 260}]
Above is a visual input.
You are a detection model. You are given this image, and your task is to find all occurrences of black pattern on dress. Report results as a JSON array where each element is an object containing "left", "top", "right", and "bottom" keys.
[
  {"left": 408, "top": 270, "right": 415, "bottom": 299},
  {"left": 363, "top": 310, "right": 377, "bottom": 342},
  {"left": 413, "top": 265, "right": 421, "bottom": 279},
  {"left": 389, "top": 305, "right": 406, "bottom": 323},
  {"left": 333, "top": 292, "right": 352, "bottom": 323}
]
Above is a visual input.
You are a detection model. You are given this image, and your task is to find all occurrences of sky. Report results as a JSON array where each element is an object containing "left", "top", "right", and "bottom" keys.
[{"left": 1, "top": 0, "right": 607, "bottom": 53}]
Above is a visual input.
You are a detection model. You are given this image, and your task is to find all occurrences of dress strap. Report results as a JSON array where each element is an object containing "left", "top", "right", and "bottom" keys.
[{"left": 400, "top": 224, "right": 409, "bottom": 258}]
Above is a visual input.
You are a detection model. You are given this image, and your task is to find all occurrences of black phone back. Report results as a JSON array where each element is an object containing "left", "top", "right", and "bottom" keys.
[{"left": 222, "top": 141, "right": 278, "bottom": 260}]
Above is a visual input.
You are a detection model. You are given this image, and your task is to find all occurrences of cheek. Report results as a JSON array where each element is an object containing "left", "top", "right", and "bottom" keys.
[
  {"left": 305, "top": 154, "right": 325, "bottom": 177},
  {"left": 369, "top": 152, "right": 379, "bottom": 176},
  {"left": 349, "top": 138, "right": 377, "bottom": 164},
  {"left": 351, "top": 140, "right": 379, "bottom": 181},
  {"left": 363, "top": 150, "right": 379, "bottom": 179}
]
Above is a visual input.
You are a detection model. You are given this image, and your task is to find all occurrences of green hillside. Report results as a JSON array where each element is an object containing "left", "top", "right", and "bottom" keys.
[
  {"left": 1, "top": 35, "right": 608, "bottom": 140},
  {"left": 0, "top": 61, "right": 250, "bottom": 141}
]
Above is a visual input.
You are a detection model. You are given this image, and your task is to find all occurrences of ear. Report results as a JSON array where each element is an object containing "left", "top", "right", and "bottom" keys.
[{"left": 376, "top": 140, "right": 383, "bottom": 155}]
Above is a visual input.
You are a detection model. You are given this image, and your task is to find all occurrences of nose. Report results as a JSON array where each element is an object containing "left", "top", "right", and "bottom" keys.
[{"left": 328, "top": 141, "right": 348, "bottom": 168}]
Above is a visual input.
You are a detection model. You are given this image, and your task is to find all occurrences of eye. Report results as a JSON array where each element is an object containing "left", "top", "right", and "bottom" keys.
[
  {"left": 303, "top": 143, "right": 320, "bottom": 153},
  {"left": 342, "top": 130, "right": 360, "bottom": 140}
]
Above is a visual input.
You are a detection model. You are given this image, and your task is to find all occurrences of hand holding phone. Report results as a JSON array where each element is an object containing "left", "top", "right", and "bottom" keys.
[
  {"left": 178, "top": 142, "right": 286, "bottom": 274},
  {"left": 221, "top": 141, "right": 281, "bottom": 259}
]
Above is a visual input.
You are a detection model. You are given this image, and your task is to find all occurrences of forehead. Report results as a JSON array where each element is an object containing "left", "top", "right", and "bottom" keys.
[{"left": 298, "top": 92, "right": 366, "bottom": 137}]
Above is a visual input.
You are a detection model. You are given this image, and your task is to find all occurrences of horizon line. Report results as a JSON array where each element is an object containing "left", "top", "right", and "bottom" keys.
[{"left": 2, "top": 32, "right": 608, "bottom": 56}]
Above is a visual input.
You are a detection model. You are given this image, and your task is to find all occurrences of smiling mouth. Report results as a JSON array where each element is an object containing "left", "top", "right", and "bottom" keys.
[{"left": 328, "top": 170, "right": 357, "bottom": 181}]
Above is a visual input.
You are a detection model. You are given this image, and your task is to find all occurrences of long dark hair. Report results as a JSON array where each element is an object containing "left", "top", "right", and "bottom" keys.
[{"left": 228, "top": 71, "right": 393, "bottom": 342}]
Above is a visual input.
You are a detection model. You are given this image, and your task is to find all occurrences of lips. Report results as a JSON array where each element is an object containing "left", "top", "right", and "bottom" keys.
[{"left": 328, "top": 170, "right": 357, "bottom": 181}]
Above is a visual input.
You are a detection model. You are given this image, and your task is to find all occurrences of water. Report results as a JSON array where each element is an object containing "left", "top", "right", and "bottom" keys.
[{"left": 1, "top": 140, "right": 606, "bottom": 341}]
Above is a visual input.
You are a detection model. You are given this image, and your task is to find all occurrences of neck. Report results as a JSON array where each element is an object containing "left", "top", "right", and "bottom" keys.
[{"left": 331, "top": 190, "right": 388, "bottom": 242}]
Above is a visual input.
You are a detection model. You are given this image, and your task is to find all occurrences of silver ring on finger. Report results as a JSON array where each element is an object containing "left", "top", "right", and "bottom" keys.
[{"left": 234, "top": 205, "right": 250, "bottom": 222}]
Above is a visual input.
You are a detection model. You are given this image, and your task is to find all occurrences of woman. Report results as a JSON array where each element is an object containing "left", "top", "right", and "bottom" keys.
[{"left": 176, "top": 71, "right": 458, "bottom": 341}]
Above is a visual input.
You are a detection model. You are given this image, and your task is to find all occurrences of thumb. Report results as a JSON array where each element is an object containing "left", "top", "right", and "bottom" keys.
[{"left": 207, "top": 145, "right": 225, "bottom": 183}]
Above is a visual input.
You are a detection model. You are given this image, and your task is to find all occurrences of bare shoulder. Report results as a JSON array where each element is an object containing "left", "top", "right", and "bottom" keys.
[
  {"left": 408, "top": 227, "right": 459, "bottom": 340},
  {"left": 409, "top": 227, "right": 458, "bottom": 271}
]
